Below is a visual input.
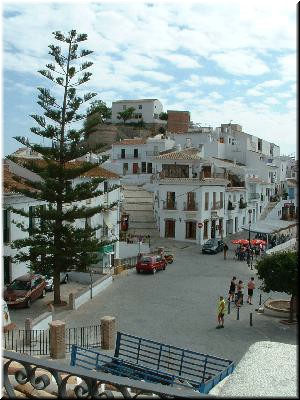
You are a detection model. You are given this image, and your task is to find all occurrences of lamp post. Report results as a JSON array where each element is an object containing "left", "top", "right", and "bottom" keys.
[{"left": 248, "top": 209, "right": 252, "bottom": 246}]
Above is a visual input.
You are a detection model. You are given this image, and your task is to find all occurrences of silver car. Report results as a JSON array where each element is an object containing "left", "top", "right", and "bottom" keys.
[{"left": 44, "top": 272, "right": 69, "bottom": 291}]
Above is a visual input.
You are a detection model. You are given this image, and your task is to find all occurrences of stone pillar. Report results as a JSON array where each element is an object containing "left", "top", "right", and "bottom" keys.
[
  {"left": 25, "top": 318, "right": 32, "bottom": 346},
  {"left": 69, "top": 292, "right": 75, "bottom": 310},
  {"left": 49, "top": 320, "right": 65, "bottom": 359},
  {"left": 101, "top": 316, "right": 116, "bottom": 350}
]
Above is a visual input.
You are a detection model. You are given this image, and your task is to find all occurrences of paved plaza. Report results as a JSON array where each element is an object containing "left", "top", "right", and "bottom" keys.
[{"left": 53, "top": 238, "right": 297, "bottom": 365}]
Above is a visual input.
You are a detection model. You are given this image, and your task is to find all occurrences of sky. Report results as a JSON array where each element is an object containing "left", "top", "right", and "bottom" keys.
[{"left": 1, "top": 0, "right": 297, "bottom": 157}]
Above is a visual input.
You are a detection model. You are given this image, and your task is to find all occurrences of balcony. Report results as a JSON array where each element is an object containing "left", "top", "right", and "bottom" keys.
[
  {"left": 163, "top": 201, "right": 177, "bottom": 210},
  {"left": 248, "top": 193, "right": 260, "bottom": 201},
  {"left": 183, "top": 202, "right": 198, "bottom": 211},
  {"left": 117, "top": 153, "right": 140, "bottom": 159},
  {"left": 145, "top": 150, "right": 159, "bottom": 156},
  {"left": 227, "top": 201, "right": 236, "bottom": 211},
  {"left": 239, "top": 201, "right": 247, "bottom": 209},
  {"left": 211, "top": 201, "right": 222, "bottom": 210}
]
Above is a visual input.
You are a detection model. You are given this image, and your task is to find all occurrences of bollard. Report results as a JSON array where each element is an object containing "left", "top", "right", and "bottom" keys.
[
  {"left": 250, "top": 312, "right": 253, "bottom": 326},
  {"left": 237, "top": 307, "right": 240, "bottom": 320},
  {"left": 227, "top": 301, "right": 231, "bottom": 315},
  {"left": 259, "top": 294, "right": 262, "bottom": 305}
]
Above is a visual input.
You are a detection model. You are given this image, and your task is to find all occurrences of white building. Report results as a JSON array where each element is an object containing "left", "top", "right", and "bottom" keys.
[
  {"left": 3, "top": 164, "right": 46, "bottom": 284},
  {"left": 3, "top": 160, "right": 121, "bottom": 283},
  {"left": 111, "top": 99, "right": 164, "bottom": 124},
  {"left": 151, "top": 147, "right": 273, "bottom": 243},
  {"left": 106, "top": 135, "right": 175, "bottom": 177}
]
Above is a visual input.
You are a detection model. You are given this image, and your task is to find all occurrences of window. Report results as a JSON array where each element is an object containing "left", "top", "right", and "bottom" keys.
[
  {"left": 3, "top": 209, "right": 10, "bottom": 243},
  {"left": 229, "top": 138, "right": 231, "bottom": 144},
  {"left": 134, "top": 149, "right": 138, "bottom": 158},
  {"left": 220, "top": 192, "right": 223, "bottom": 209},
  {"left": 203, "top": 220, "right": 208, "bottom": 239},
  {"left": 213, "top": 192, "right": 216, "bottom": 208},
  {"left": 141, "top": 162, "right": 146, "bottom": 173},
  {"left": 122, "top": 105, "right": 126, "bottom": 110},
  {"left": 153, "top": 113, "right": 159, "bottom": 119},
  {"left": 186, "top": 221, "right": 196, "bottom": 239},
  {"left": 138, "top": 104, "right": 142, "bottom": 109},
  {"left": 121, "top": 149, "right": 125, "bottom": 159},
  {"left": 205, "top": 192, "right": 209, "bottom": 210},
  {"left": 103, "top": 181, "right": 108, "bottom": 193}
]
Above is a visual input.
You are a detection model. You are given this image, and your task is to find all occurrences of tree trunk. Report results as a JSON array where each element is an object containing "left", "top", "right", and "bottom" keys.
[
  {"left": 289, "top": 294, "right": 295, "bottom": 323},
  {"left": 53, "top": 267, "right": 61, "bottom": 305}
]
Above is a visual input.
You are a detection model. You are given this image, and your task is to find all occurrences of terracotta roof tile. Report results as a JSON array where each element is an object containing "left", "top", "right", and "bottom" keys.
[
  {"left": 113, "top": 139, "right": 146, "bottom": 146},
  {"left": 3, "top": 167, "right": 37, "bottom": 194},
  {"left": 154, "top": 147, "right": 202, "bottom": 160},
  {"left": 12, "top": 159, "right": 120, "bottom": 179}
]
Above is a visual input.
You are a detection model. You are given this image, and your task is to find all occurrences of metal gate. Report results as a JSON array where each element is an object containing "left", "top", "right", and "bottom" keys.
[{"left": 3, "top": 324, "right": 101, "bottom": 355}]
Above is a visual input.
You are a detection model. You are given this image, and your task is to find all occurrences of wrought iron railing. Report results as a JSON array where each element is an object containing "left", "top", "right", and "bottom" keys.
[
  {"left": 3, "top": 350, "right": 203, "bottom": 398},
  {"left": 248, "top": 192, "right": 260, "bottom": 201},
  {"left": 183, "top": 201, "right": 198, "bottom": 211},
  {"left": 211, "top": 201, "right": 222, "bottom": 210},
  {"left": 162, "top": 201, "right": 177, "bottom": 210},
  {"left": 117, "top": 153, "right": 140, "bottom": 159},
  {"left": 3, "top": 325, "right": 101, "bottom": 356}
]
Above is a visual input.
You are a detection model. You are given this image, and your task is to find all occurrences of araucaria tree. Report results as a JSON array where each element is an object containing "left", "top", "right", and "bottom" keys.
[
  {"left": 255, "top": 250, "right": 298, "bottom": 322},
  {"left": 6, "top": 30, "right": 118, "bottom": 305}
]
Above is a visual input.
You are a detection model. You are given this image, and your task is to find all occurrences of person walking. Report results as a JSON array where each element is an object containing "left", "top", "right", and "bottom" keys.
[
  {"left": 235, "top": 280, "right": 244, "bottom": 307},
  {"left": 216, "top": 296, "right": 226, "bottom": 329},
  {"left": 247, "top": 277, "right": 255, "bottom": 305},
  {"left": 228, "top": 276, "right": 237, "bottom": 302},
  {"left": 223, "top": 243, "right": 229, "bottom": 260}
]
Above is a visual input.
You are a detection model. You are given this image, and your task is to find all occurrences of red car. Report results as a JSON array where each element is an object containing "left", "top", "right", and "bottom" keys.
[
  {"left": 4, "top": 273, "right": 46, "bottom": 308},
  {"left": 136, "top": 254, "right": 166, "bottom": 274}
]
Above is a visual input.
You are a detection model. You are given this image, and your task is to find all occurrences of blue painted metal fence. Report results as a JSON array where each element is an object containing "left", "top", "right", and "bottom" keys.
[{"left": 71, "top": 331, "right": 234, "bottom": 394}]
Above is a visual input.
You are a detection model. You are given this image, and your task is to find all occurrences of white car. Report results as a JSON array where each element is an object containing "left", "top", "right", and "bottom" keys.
[{"left": 44, "top": 272, "right": 69, "bottom": 291}]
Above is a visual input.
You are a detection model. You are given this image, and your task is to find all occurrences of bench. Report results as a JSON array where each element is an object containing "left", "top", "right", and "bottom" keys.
[{"left": 70, "top": 331, "right": 234, "bottom": 394}]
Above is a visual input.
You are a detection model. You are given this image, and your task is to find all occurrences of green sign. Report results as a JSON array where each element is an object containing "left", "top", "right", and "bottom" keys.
[{"left": 99, "top": 244, "right": 114, "bottom": 254}]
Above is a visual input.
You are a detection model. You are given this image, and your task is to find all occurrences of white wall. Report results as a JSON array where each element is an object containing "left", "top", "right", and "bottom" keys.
[
  {"left": 111, "top": 100, "right": 163, "bottom": 123},
  {"left": 119, "top": 242, "right": 150, "bottom": 258}
]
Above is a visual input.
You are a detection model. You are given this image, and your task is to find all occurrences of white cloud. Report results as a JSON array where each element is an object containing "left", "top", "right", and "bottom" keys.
[
  {"left": 264, "top": 98, "right": 280, "bottom": 105},
  {"left": 210, "top": 51, "right": 270, "bottom": 76},
  {"left": 277, "top": 53, "right": 296, "bottom": 82},
  {"left": 201, "top": 76, "right": 226, "bottom": 85},
  {"left": 140, "top": 70, "right": 174, "bottom": 82},
  {"left": 246, "top": 88, "right": 263, "bottom": 97},
  {"left": 162, "top": 54, "right": 201, "bottom": 69}
]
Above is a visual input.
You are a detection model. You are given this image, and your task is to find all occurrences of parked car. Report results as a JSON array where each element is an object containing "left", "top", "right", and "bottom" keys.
[
  {"left": 44, "top": 272, "right": 69, "bottom": 291},
  {"left": 136, "top": 254, "right": 166, "bottom": 274},
  {"left": 202, "top": 239, "right": 224, "bottom": 254},
  {"left": 4, "top": 273, "right": 46, "bottom": 308}
]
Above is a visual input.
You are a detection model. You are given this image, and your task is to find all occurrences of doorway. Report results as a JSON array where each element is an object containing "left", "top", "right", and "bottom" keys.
[{"left": 165, "top": 220, "right": 175, "bottom": 238}]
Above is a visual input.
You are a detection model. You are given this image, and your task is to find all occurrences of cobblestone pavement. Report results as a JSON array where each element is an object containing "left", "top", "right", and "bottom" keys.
[{"left": 55, "top": 235, "right": 297, "bottom": 365}]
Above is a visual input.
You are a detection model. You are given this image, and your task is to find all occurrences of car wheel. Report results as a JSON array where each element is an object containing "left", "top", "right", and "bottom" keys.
[
  {"left": 40, "top": 289, "right": 46, "bottom": 298},
  {"left": 26, "top": 299, "right": 31, "bottom": 308},
  {"left": 163, "top": 265, "right": 166, "bottom": 270}
]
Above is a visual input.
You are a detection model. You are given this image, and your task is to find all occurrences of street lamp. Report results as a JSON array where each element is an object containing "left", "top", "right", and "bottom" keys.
[{"left": 248, "top": 209, "right": 252, "bottom": 246}]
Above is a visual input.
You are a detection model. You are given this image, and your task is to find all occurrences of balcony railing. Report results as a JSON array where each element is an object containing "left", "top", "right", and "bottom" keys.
[
  {"left": 163, "top": 201, "right": 177, "bottom": 210},
  {"left": 227, "top": 202, "right": 236, "bottom": 211},
  {"left": 248, "top": 192, "right": 260, "bottom": 201},
  {"left": 183, "top": 202, "right": 198, "bottom": 211},
  {"left": 3, "top": 350, "right": 199, "bottom": 399},
  {"left": 239, "top": 201, "right": 247, "bottom": 209},
  {"left": 211, "top": 201, "right": 222, "bottom": 210},
  {"left": 145, "top": 150, "right": 159, "bottom": 156},
  {"left": 117, "top": 153, "right": 140, "bottom": 159}
]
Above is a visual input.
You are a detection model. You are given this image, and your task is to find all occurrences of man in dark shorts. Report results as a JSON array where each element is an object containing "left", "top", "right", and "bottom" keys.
[
  {"left": 228, "top": 276, "right": 236, "bottom": 302},
  {"left": 247, "top": 277, "right": 255, "bottom": 304},
  {"left": 235, "top": 280, "right": 244, "bottom": 307}
]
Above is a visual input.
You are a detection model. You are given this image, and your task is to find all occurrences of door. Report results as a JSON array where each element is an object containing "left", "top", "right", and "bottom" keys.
[
  {"left": 123, "top": 163, "right": 128, "bottom": 175},
  {"left": 211, "top": 220, "right": 216, "bottom": 238},
  {"left": 141, "top": 162, "right": 146, "bottom": 173},
  {"left": 166, "top": 192, "right": 176, "bottom": 209},
  {"left": 165, "top": 220, "right": 175, "bottom": 238},
  {"left": 4, "top": 256, "right": 10, "bottom": 285},
  {"left": 186, "top": 221, "right": 196, "bottom": 239},
  {"left": 132, "top": 163, "right": 139, "bottom": 174}
]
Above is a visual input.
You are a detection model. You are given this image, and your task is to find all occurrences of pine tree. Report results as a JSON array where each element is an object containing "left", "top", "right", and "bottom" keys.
[{"left": 6, "top": 30, "right": 118, "bottom": 305}]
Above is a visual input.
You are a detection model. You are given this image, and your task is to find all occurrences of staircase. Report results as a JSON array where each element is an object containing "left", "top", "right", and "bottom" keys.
[
  {"left": 259, "top": 201, "right": 279, "bottom": 220},
  {"left": 122, "top": 185, "right": 160, "bottom": 239}
]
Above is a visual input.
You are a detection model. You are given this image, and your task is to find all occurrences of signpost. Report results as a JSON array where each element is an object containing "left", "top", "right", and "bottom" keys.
[{"left": 198, "top": 222, "right": 203, "bottom": 228}]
